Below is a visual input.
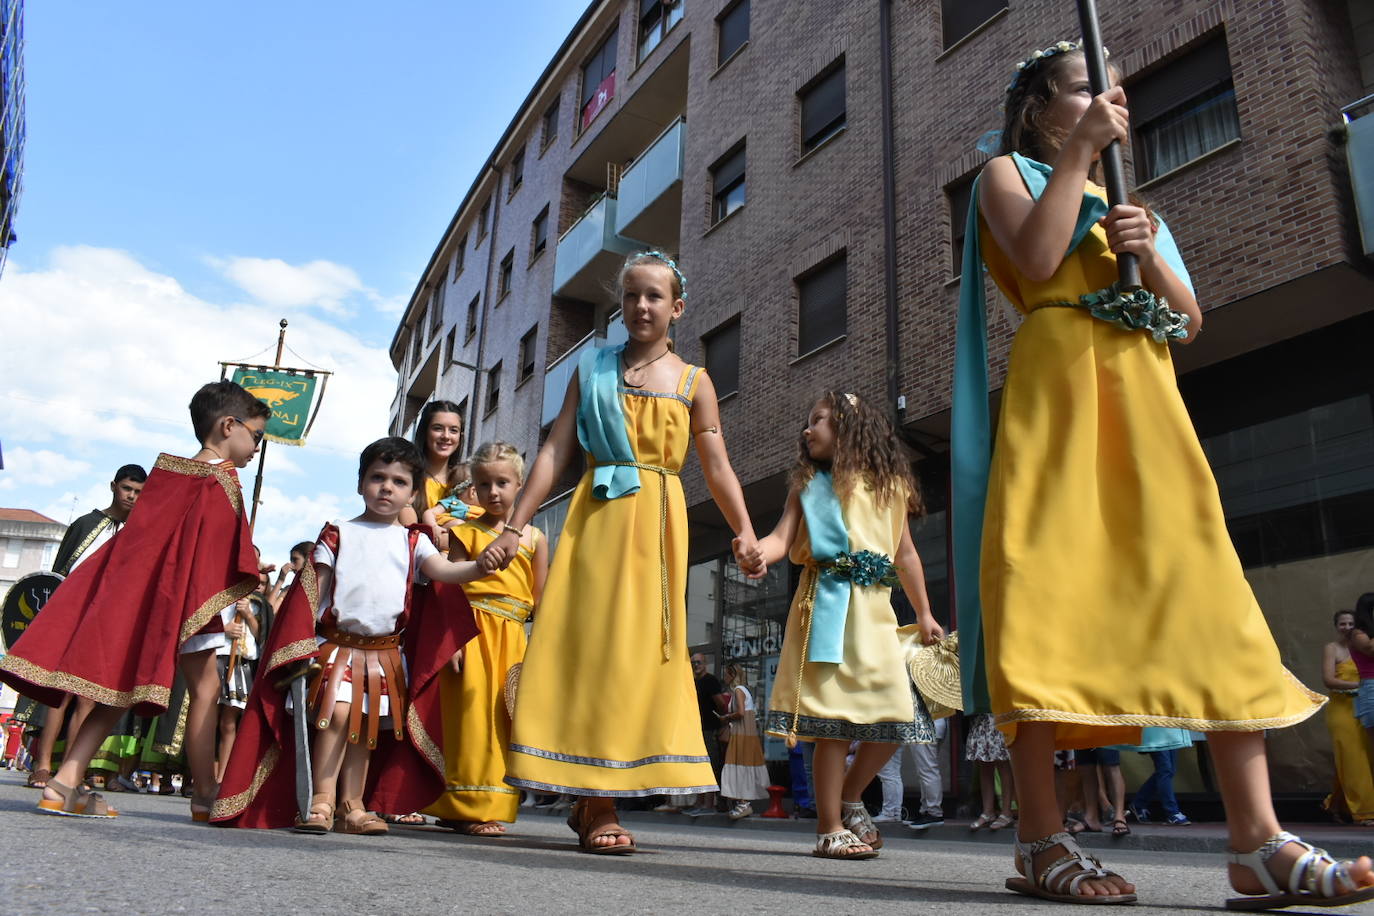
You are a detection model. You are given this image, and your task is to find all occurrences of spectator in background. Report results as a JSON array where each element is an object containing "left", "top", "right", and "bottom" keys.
[
  {"left": 1323, "top": 608, "right": 1374, "bottom": 825},
  {"left": 966, "top": 713, "right": 1015, "bottom": 831},
  {"left": 719, "top": 664, "right": 769, "bottom": 819}
]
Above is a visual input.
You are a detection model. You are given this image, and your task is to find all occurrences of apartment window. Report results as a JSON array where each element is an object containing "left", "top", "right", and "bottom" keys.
[
  {"left": 41, "top": 542, "right": 56, "bottom": 570},
  {"left": 410, "top": 323, "right": 423, "bottom": 366},
  {"left": 581, "top": 27, "right": 618, "bottom": 132},
  {"left": 454, "top": 235, "right": 466, "bottom": 276},
  {"left": 703, "top": 318, "right": 741, "bottom": 398},
  {"left": 532, "top": 205, "right": 550, "bottom": 257},
  {"left": 509, "top": 144, "right": 525, "bottom": 195},
  {"left": 941, "top": 0, "right": 1007, "bottom": 50},
  {"left": 445, "top": 326, "right": 457, "bottom": 364},
  {"left": 797, "top": 253, "right": 847, "bottom": 356},
  {"left": 498, "top": 249, "right": 515, "bottom": 299},
  {"left": 638, "top": 0, "right": 683, "bottom": 64},
  {"left": 466, "top": 294, "right": 479, "bottom": 341},
  {"left": 456, "top": 397, "right": 469, "bottom": 435},
  {"left": 2, "top": 538, "right": 19, "bottom": 568},
  {"left": 800, "top": 60, "right": 846, "bottom": 155},
  {"left": 542, "top": 98, "right": 560, "bottom": 150},
  {"left": 717, "top": 0, "right": 749, "bottom": 65},
  {"left": 519, "top": 325, "right": 539, "bottom": 382},
  {"left": 947, "top": 174, "right": 975, "bottom": 276},
  {"left": 486, "top": 361, "right": 503, "bottom": 414},
  {"left": 1131, "top": 35, "right": 1241, "bottom": 183},
  {"left": 710, "top": 141, "right": 746, "bottom": 224},
  {"left": 477, "top": 197, "right": 491, "bottom": 243}
]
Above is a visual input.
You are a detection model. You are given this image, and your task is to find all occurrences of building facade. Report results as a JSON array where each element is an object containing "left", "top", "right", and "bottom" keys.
[
  {"left": 389, "top": 0, "right": 1374, "bottom": 792},
  {"left": 0, "top": 0, "right": 23, "bottom": 280}
]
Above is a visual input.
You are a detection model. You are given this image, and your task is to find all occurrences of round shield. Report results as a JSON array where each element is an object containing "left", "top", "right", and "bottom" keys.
[{"left": 1, "top": 571, "right": 64, "bottom": 651}]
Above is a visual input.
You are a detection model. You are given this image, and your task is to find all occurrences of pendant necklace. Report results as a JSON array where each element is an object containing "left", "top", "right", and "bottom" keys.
[{"left": 622, "top": 347, "right": 671, "bottom": 389}]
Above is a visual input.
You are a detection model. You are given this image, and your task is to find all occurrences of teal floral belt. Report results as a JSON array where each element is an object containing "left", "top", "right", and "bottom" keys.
[
  {"left": 818, "top": 549, "right": 900, "bottom": 588},
  {"left": 1038, "top": 283, "right": 1190, "bottom": 343}
]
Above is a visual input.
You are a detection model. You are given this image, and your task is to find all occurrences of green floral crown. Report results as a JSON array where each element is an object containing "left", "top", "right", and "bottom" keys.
[
  {"left": 639, "top": 250, "right": 687, "bottom": 301},
  {"left": 1003, "top": 39, "right": 1108, "bottom": 104}
]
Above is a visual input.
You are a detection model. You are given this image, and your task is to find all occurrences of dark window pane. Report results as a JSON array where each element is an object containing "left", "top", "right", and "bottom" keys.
[
  {"left": 520, "top": 327, "right": 538, "bottom": 381},
  {"left": 533, "top": 207, "right": 549, "bottom": 254},
  {"left": 704, "top": 319, "right": 741, "bottom": 397},
  {"left": 510, "top": 145, "right": 525, "bottom": 192},
  {"left": 1130, "top": 35, "right": 1240, "bottom": 182},
  {"left": 801, "top": 64, "right": 845, "bottom": 152},
  {"left": 581, "top": 28, "right": 618, "bottom": 111},
  {"left": 466, "top": 295, "right": 479, "bottom": 339},
  {"left": 455, "top": 235, "right": 466, "bottom": 273},
  {"left": 543, "top": 99, "right": 559, "bottom": 147},
  {"left": 948, "top": 176, "right": 974, "bottom": 275},
  {"left": 487, "top": 362, "right": 502, "bottom": 413},
  {"left": 798, "top": 255, "right": 846, "bottom": 355},
  {"left": 714, "top": 181, "right": 746, "bottom": 223},
  {"left": 499, "top": 250, "right": 514, "bottom": 296},
  {"left": 940, "top": 0, "right": 1006, "bottom": 49},
  {"left": 711, "top": 143, "right": 746, "bottom": 223},
  {"left": 718, "top": 0, "right": 749, "bottom": 64}
]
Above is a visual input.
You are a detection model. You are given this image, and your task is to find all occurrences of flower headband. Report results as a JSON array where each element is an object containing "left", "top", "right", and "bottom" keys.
[
  {"left": 977, "top": 39, "right": 1108, "bottom": 153},
  {"left": 638, "top": 250, "right": 688, "bottom": 302}
]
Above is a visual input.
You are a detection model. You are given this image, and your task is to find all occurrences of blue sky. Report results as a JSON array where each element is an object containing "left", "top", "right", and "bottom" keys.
[{"left": 0, "top": 1, "right": 586, "bottom": 563}]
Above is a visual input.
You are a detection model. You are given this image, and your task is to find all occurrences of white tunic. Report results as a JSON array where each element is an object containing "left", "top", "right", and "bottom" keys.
[{"left": 313, "top": 519, "right": 437, "bottom": 636}]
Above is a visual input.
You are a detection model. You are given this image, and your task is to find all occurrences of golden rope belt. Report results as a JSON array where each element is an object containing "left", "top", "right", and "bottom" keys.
[
  {"left": 599, "top": 460, "right": 679, "bottom": 661},
  {"left": 785, "top": 563, "right": 821, "bottom": 748}
]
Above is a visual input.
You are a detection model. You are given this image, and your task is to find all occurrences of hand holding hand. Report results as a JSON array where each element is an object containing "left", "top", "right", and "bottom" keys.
[
  {"left": 731, "top": 535, "right": 767, "bottom": 580},
  {"left": 478, "top": 530, "right": 520, "bottom": 572}
]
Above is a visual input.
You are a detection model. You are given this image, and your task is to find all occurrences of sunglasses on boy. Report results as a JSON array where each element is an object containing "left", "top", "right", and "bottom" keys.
[{"left": 231, "top": 417, "right": 266, "bottom": 445}]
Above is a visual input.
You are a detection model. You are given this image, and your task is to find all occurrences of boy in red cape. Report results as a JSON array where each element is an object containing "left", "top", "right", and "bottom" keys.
[
  {"left": 0, "top": 381, "right": 269, "bottom": 820},
  {"left": 213, "top": 437, "right": 481, "bottom": 833}
]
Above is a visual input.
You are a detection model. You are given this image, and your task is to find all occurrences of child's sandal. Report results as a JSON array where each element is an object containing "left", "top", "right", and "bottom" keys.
[
  {"left": 840, "top": 800, "right": 883, "bottom": 850},
  {"left": 1006, "top": 830, "right": 1136, "bottom": 904},
  {"left": 292, "top": 793, "right": 335, "bottom": 834},
  {"left": 36, "top": 778, "right": 118, "bottom": 818},
  {"left": 1225, "top": 831, "right": 1374, "bottom": 911},
  {"left": 814, "top": 828, "right": 879, "bottom": 860},
  {"left": 335, "top": 800, "right": 389, "bottom": 836}
]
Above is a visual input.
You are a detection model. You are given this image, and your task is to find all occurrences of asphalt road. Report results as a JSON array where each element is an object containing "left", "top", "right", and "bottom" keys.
[{"left": 2, "top": 772, "right": 1372, "bottom": 915}]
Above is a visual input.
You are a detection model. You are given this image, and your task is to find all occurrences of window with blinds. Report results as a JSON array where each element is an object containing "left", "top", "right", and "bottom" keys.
[
  {"left": 581, "top": 28, "right": 618, "bottom": 132},
  {"left": 797, "top": 254, "right": 847, "bottom": 356},
  {"left": 1130, "top": 34, "right": 1240, "bottom": 183},
  {"left": 639, "top": 0, "right": 683, "bottom": 64},
  {"left": 711, "top": 141, "right": 746, "bottom": 224},
  {"left": 940, "top": 0, "right": 1006, "bottom": 50},
  {"left": 717, "top": 0, "right": 748, "bottom": 66},
  {"left": 800, "top": 60, "right": 845, "bottom": 155},
  {"left": 703, "top": 318, "right": 741, "bottom": 397}
]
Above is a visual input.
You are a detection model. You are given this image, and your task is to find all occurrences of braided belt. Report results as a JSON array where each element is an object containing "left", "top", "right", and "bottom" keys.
[
  {"left": 309, "top": 621, "right": 407, "bottom": 749},
  {"left": 598, "top": 460, "right": 679, "bottom": 661},
  {"left": 471, "top": 595, "right": 533, "bottom": 624}
]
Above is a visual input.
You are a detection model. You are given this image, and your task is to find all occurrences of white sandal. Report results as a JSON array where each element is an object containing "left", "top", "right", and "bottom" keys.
[
  {"left": 1225, "top": 831, "right": 1374, "bottom": 911},
  {"left": 841, "top": 800, "right": 883, "bottom": 850},
  {"left": 1006, "top": 830, "right": 1137, "bottom": 904},
  {"left": 813, "top": 828, "right": 879, "bottom": 860}
]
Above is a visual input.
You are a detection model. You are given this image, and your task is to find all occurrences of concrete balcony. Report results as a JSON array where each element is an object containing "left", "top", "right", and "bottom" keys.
[
  {"left": 541, "top": 314, "right": 628, "bottom": 428},
  {"left": 553, "top": 194, "right": 644, "bottom": 304},
  {"left": 1344, "top": 94, "right": 1374, "bottom": 257},
  {"left": 614, "top": 117, "right": 685, "bottom": 247}
]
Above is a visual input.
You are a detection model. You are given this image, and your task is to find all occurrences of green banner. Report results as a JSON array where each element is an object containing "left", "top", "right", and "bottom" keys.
[{"left": 231, "top": 367, "right": 319, "bottom": 446}]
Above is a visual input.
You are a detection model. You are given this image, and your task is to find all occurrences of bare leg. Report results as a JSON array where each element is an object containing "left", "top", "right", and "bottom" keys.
[
  {"left": 1210, "top": 731, "right": 1373, "bottom": 895},
  {"left": 996, "top": 760, "right": 1016, "bottom": 817},
  {"left": 336, "top": 738, "right": 375, "bottom": 829},
  {"left": 33, "top": 694, "right": 73, "bottom": 778},
  {"left": 1010, "top": 723, "right": 1133, "bottom": 898},
  {"left": 178, "top": 649, "right": 221, "bottom": 810},
  {"left": 67, "top": 696, "right": 97, "bottom": 747},
  {"left": 42, "top": 703, "right": 125, "bottom": 804},
  {"left": 1104, "top": 763, "right": 1126, "bottom": 829},
  {"left": 812, "top": 738, "right": 851, "bottom": 835},
  {"left": 979, "top": 762, "right": 996, "bottom": 816},
  {"left": 215, "top": 706, "right": 241, "bottom": 785},
  {"left": 310, "top": 701, "right": 351, "bottom": 803},
  {"left": 1078, "top": 763, "right": 1104, "bottom": 830}
]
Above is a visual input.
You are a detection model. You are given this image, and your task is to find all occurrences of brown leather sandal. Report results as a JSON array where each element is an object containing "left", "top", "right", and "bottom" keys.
[
  {"left": 567, "top": 799, "right": 636, "bottom": 854},
  {"left": 26, "top": 767, "right": 52, "bottom": 789},
  {"left": 292, "top": 793, "right": 335, "bottom": 834},
  {"left": 37, "top": 778, "right": 118, "bottom": 819},
  {"left": 335, "top": 800, "right": 389, "bottom": 836}
]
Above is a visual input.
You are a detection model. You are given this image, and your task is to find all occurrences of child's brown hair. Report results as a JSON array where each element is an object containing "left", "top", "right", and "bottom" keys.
[{"left": 789, "top": 391, "right": 923, "bottom": 515}]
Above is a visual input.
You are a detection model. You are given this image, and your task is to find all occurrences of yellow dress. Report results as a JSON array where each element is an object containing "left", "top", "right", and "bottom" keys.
[
  {"left": 424, "top": 476, "right": 449, "bottom": 511},
  {"left": 505, "top": 364, "right": 717, "bottom": 796},
  {"left": 423, "top": 518, "right": 536, "bottom": 823},
  {"left": 976, "top": 183, "right": 1323, "bottom": 748},
  {"left": 1324, "top": 656, "right": 1374, "bottom": 822},
  {"left": 765, "top": 483, "right": 929, "bottom": 743}
]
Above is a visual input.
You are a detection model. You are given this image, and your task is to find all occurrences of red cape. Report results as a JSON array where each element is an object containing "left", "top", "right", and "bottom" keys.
[
  {"left": 212, "top": 526, "right": 478, "bottom": 829},
  {"left": 0, "top": 454, "right": 258, "bottom": 715}
]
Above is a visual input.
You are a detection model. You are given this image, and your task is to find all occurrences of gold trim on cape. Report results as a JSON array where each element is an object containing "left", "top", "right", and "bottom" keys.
[
  {"left": 153, "top": 453, "right": 245, "bottom": 516},
  {"left": 0, "top": 654, "right": 170, "bottom": 709},
  {"left": 178, "top": 579, "right": 258, "bottom": 646},
  {"left": 407, "top": 704, "right": 444, "bottom": 775},
  {"left": 153, "top": 692, "right": 190, "bottom": 756},
  {"left": 210, "top": 743, "right": 280, "bottom": 820},
  {"left": 268, "top": 638, "right": 319, "bottom": 673}
]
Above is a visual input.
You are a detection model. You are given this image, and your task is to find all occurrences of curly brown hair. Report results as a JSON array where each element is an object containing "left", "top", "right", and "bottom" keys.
[{"left": 789, "top": 391, "right": 923, "bottom": 516}]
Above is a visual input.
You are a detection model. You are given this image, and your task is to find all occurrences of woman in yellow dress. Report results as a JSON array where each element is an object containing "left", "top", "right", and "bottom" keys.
[
  {"left": 759, "top": 392, "right": 941, "bottom": 859},
  {"left": 1323, "top": 610, "right": 1374, "bottom": 825},
  {"left": 425, "top": 442, "right": 546, "bottom": 835},
  {"left": 478, "top": 251, "right": 761, "bottom": 853},
  {"left": 951, "top": 41, "right": 1372, "bottom": 908},
  {"left": 399, "top": 400, "right": 465, "bottom": 552}
]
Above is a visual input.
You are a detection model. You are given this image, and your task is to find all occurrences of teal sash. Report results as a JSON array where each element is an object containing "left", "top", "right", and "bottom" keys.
[
  {"left": 576, "top": 344, "right": 639, "bottom": 500},
  {"left": 951, "top": 153, "right": 1194, "bottom": 714},
  {"left": 799, "top": 471, "right": 852, "bottom": 664},
  {"left": 436, "top": 496, "right": 474, "bottom": 519}
]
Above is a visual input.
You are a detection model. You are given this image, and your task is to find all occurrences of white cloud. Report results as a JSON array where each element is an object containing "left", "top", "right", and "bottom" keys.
[
  {"left": 250, "top": 484, "right": 349, "bottom": 565},
  {"left": 0, "top": 447, "right": 93, "bottom": 490},
  {"left": 219, "top": 257, "right": 366, "bottom": 315},
  {"left": 37, "top": 481, "right": 114, "bottom": 528}
]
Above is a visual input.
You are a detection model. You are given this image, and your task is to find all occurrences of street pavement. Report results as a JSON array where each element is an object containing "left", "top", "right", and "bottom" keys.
[{"left": 3, "top": 772, "right": 1373, "bottom": 915}]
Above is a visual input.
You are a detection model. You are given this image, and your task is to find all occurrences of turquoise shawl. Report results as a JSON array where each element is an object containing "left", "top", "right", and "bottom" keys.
[
  {"left": 576, "top": 344, "right": 639, "bottom": 500},
  {"left": 951, "top": 153, "right": 1194, "bottom": 713}
]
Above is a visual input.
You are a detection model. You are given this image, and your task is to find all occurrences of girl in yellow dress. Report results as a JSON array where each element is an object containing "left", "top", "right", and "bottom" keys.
[
  {"left": 425, "top": 442, "right": 547, "bottom": 836},
  {"left": 952, "top": 41, "right": 1373, "bottom": 907},
  {"left": 1322, "top": 610, "right": 1374, "bottom": 826},
  {"left": 478, "top": 251, "right": 761, "bottom": 854},
  {"left": 758, "top": 392, "right": 942, "bottom": 860}
]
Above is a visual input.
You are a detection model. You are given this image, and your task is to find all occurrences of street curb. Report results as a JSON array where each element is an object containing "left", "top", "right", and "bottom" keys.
[{"left": 523, "top": 806, "right": 1374, "bottom": 860}]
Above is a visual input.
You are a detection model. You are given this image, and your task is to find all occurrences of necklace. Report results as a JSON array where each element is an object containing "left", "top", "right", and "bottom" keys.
[{"left": 621, "top": 347, "right": 671, "bottom": 389}]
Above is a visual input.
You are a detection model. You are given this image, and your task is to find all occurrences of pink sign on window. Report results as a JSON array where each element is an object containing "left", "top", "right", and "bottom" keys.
[{"left": 582, "top": 70, "right": 616, "bottom": 131}]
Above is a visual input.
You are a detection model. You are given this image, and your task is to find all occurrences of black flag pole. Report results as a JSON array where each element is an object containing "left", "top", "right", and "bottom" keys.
[{"left": 1075, "top": 0, "right": 1141, "bottom": 290}]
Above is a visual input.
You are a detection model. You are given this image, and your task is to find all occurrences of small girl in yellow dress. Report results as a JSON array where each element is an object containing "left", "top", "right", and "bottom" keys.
[
  {"left": 952, "top": 40, "right": 1373, "bottom": 908},
  {"left": 425, "top": 442, "right": 547, "bottom": 836},
  {"left": 756, "top": 391, "right": 942, "bottom": 860}
]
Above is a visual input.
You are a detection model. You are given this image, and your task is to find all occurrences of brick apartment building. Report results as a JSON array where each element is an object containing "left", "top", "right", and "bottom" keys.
[{"left": 388, "top": 0, "right": 1374, "bottom": 794}]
